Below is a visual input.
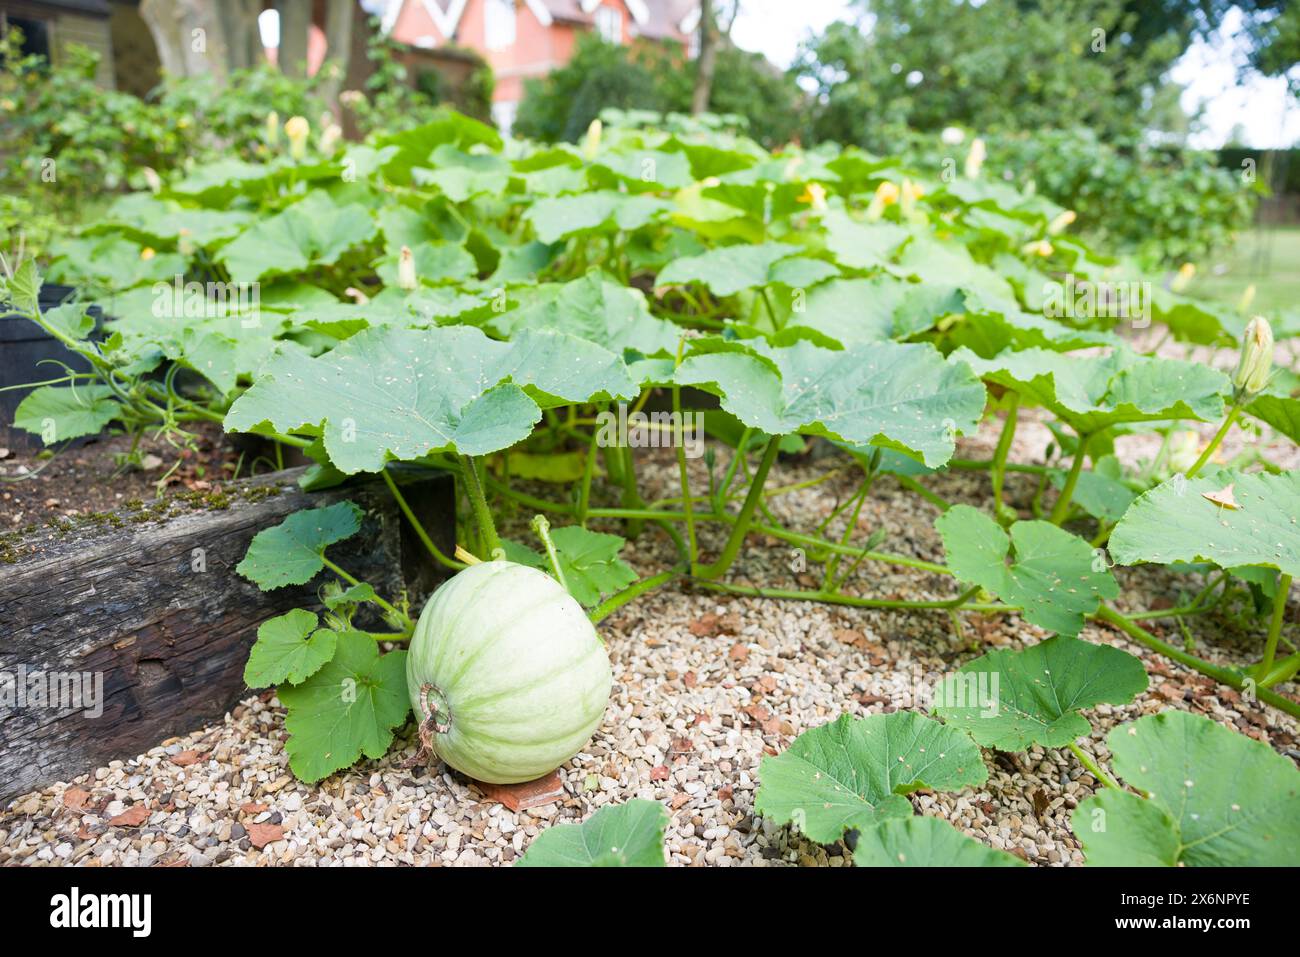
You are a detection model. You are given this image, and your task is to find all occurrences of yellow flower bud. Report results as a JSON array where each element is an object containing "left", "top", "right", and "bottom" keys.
[
  {"left": 266, "top": 111, "right": 280, "bottom": 145},
  {"left": 865, "top": 180, "right": 899, "bottom": 220},
  {"left": 1233, "top": 316, "right": 1274, "bottom": 397},
  {"left": 1046, "top": 209, "right": 1076, "bottom": 236},
  {"left": 320, "top": 123, "right": 343, "bottom": 154},
  {"left": 1021, "top": 239, "right": 1053, "bottom": 257},
  {"left": 284, "top": 115, "right": 310, "bottom": 160},
  {"left": 964, "top": 137, "right": 986, "bottom": 179},
  {"left": 1171, "top": 262, "right": 1195, "bottom": 293},
  {"left": 140, "top": 247, "right": 155, "bottom": 260},
  {"left": 583, "top": 118, "right": 603, "bottom": 161},
  {"left": 799, "top": 182, "right": 828, "bottom": 211},
  {"left": 397, "top": 245, "right": 418, "bottom": 291}
]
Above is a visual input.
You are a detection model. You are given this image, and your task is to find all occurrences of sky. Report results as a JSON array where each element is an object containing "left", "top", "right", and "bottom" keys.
[{"left": 728, "top": 0, "right": 1300, "bottom": 148}]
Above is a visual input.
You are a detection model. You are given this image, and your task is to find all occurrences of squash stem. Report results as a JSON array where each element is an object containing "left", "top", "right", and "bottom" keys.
[
  {"left": 459, "top": 453, "right": 502, "bottom": 560},
  {"left": 1048, "top": 431, "right": 1091, "bottom": 525},
  {"left": 531, "top": 514, "right": 571, "bottom": 594},
  {"left": 1067, "top": 742, "right": 1121, "bottom": 791},
  {"left": 1256, "top": 573, "right": 1293, "bottom": 682},
  {"left": 1186, "top": 403, "right": 1241, "bottom": 479},
  {"left": 1094, "top": 604, "right": 1300, "bottom": 719},
  {"left": 695, "top": 434, "right": 781, "bottom": 580},
  {"left": 589, "top": 567, "right": 683, "bottom": 625},
  {"left": 381, "top": 469, "right": 464, "bottom": 571}
]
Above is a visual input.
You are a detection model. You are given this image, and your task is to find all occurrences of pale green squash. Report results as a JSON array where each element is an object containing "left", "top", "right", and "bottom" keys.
[{"left": 406, "top": 561, "right": 612, "bottom": 784}]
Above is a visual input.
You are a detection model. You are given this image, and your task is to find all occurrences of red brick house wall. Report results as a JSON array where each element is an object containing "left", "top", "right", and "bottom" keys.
[{"left": 385, "top": 0, "right": 698, "bottom": 131}]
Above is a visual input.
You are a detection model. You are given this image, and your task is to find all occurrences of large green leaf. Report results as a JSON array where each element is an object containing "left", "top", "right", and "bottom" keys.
[
  {"left": 524, "top": 191, "right": 670, "bottom": 244},
  {"left": 236, "top": 502, "right": 363, "bottom": 590},
  {"left": 490, "top": 273, "right": 680, "bottom": 355},
  {"left": 516, "top": 799, "right": 669, "bottom": 867},
  {"left": 1109, "top": 469, "right": 1300, "bottom": 577},
  {"left": 1074, "top": 711, "right": 1300, "bottom": 866},
  {"left": 675, "top": 338, "right": 984, "bottom": 467},
  {"left": 225, "top": 325, "right": 636, "bottom": 473},
  {"left": 219, "top": 192, "right": 378, "bottom": 283},
  {"left": 852, "top": 816, "right": 1026, "bottom": 867},
  {"left": 277, "top": 632, "right": 410, "bottom": 783},
  {"left": 954, "top": 347, "right": 1229, "bottom": 434},
  {"left": 821, "top": 211, "right": 909, "bottom": 270},
  {"left": 656, "top": 242, "right": 812, "bottom": 296},
  {"left": 244, "top": 609, "right": 338, "bottom": 688},
  {"left": 12, "top": 384, "right": 119, "bottom": 443},
  {"left": 936, "top": 505, "right": 1119, "bottom": 636},
  {"left": 754, "top": 712, "right": 988, "bottom": 844},
  {"left": 933, "top": 636, "right": 1148, "bottom": 751}
]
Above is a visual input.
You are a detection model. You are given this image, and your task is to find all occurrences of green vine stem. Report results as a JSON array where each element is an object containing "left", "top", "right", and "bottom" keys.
[
  {"left": 1256, "top": 573, "right": 1293, "bottom": 682},
  {"left": 381, "top": 469, "right": 464, "bottom": 572},
  {"left": 694, "top": 579, "right": 1015, "bottom": 613},
  {"left": 1067, "top": 742, "right": 1121, "bottom": 790},
  {"left": 589, "top": 566, "right": 683, "bottom": 625},
  {"left": 673, "top": 382, "right": 700, "bottom": 573},
  {"left": 319, "top": 555, "right": 412, "bottom": 632},
  {"left": 459, "top": 453, "right": 502, "bottom": 559},
  {"left": 696, "top": 435, "right": 782, "bottom": 580},
  {"left": 990, "top": 392, "right": 1019, "bottom": 525},
  {"left": 1094, "top": 604, "right": 1300, "bottom": 719},
  {"left": 1048, "top": 432, "right": 1092, "bottom": 525},
  {"left": 530, "top": 514, "right": 570, "bottom": 593},
  {"left": 1186, "top": 404, "right": 1242, "bottom": 479}
]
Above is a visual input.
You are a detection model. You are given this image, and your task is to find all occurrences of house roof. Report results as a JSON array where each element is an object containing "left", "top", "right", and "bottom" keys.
[{"left": 384, "top": 0, "right": 698, "bottom": 41}]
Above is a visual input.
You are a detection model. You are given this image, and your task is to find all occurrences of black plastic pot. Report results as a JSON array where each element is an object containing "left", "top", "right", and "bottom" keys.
[{"left": 0, "top": 284, "right": 103, "bottom": 451}]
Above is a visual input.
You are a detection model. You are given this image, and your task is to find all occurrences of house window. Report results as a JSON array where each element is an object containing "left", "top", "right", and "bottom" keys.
[
  {"left": 595, "top": 6, "right": 622, "bottom": 44},
  {"left": 485, "top": 0, "right": 516, "bottom": 51}
]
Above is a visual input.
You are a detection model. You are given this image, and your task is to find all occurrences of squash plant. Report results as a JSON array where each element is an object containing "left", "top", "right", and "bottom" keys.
[{"left": 3, "top": 108, "right": 1297, "bottom": 866}]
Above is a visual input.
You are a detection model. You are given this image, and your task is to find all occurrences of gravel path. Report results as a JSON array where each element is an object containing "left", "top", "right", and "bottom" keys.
[{"left": 3, "top": 426, "right": 1297, "bottom": 867}]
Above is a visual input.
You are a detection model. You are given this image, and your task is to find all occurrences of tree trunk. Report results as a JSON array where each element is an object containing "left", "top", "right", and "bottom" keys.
[
  {"left": 320, "top": 0, "right": 356, "bottom": 110},
  {"left": 276, "top": 0, "right": 312, "bottom": 77},
  {"left": 691, "top": 0, "right": 717, "bottom": 115},
  {"left": 139, "top": 0, "right": 262, "bottom": 83}
]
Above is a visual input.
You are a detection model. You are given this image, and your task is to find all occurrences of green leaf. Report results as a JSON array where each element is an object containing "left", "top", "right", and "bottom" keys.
[
  {"left": 1246, "top": 389, "right": 1300, "bottom": 445},
  {"left": 1048, "top": 455, "right": 1136, "bottom": 523},
  {"left": 236, "top": 502, "right": 363, "bottom": 590},
  {"left": 1075, "top": 711, "right": 1300, "bottom": 866},
  {"left": 219, "top": 192, "right": 378, "bottom": 284},
  {"left": 225, "top": 326, "right": 635, "bottom": 473},
  {"left": 933, "top": 636, "right": 1148, "bottom": 751},
  {"left": 936, "top": 505, "right": 1119, "bottom": 635},
  {"left": 13, "top": 384, "right": 119, "bottom": 443},
  {"left": 675, "top": 339, "right": 985, "bottom": 467},
  {"left": 516, "top": 799, "right": 669, "bottom": 867},
  {"left": 954, "top": 347, "right": 1229, "bottom": 435},
  {"left": 1072, "top": 789, "right": 1181, "bottom": 867},
  {"left": 374, "top": 241, "right": 476, "bottom": 288},
  {"left": 656, "top": 242, "right": 805, "bottom": 296},
  {"left": 244, "top": 609, "right": 338, "bottom": 688},
  {"left": 277, "top": 631, "right": 410, "bottom": 783},
  {"left": 490, "top": 272, "right": 680, "bottom": 356},
  {"left": 754, "top": 712, "right": 988, "bottom": 844},
  {"left": 821, "top": 211, "right": 909, "bottom": 270},
  {"left": 1109, "top": 469, "right": 1300, "bottom": 577},
  {"left": 41, "top": 303, "right": 95, "bottom": 340},
  {"left": 506, "top": 526, "right": 638, "bottom": 608},
  {"left": 852, "top": 816, "right": 1026, "bottom": 867},
  {"left": 525, "top": 191, "right": 670, "bottom": 244}
]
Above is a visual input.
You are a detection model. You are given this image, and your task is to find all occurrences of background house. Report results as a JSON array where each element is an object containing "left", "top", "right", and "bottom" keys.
[{"left": 381, "top": 0, "right": 699, "bottom": 132}]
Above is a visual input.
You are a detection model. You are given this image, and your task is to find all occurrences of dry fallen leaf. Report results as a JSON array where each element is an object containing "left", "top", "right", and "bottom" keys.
[
  {"left": 169, "top": 750, "right": 202, "bottom": 766},
  {"left": 246, "top": 822, "right": 284, "bottom": 848},
  {"left": 62, "top": 787, "right": 91, "bottom": 811},
  {"left": 1201, "top": 483, "right": 1240, "bottom": 510},
  {"left": 109, "top": 805, "right": 150, "bottom": 827}
]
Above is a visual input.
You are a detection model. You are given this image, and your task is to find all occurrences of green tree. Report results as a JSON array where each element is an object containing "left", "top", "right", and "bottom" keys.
[{"left": 795, "top": 0, "right": 1184, "bottom": 149}]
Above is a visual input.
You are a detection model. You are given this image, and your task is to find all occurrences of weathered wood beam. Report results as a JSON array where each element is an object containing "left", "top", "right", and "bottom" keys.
[{"left": 0, "top": 467, "right": 454, "bottom": 803}]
